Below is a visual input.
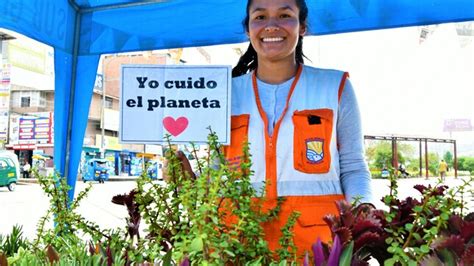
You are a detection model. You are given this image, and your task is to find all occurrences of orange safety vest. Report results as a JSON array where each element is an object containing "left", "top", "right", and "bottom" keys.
[{"left": 225, "top": 65, "right": 349, "bottom": 255}]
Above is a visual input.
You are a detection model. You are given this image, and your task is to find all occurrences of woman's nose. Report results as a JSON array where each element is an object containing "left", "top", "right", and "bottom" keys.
[
  {"left": 265, "top": 25, "right": 279, "bottom": 32},
  {"left": 264, "top": 19, "right": 280, "bottom": 32}
]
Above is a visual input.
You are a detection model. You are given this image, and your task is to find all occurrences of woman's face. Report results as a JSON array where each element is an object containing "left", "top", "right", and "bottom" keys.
[{"left": 247, "top": 0, "right": 306, "bottom": 63}]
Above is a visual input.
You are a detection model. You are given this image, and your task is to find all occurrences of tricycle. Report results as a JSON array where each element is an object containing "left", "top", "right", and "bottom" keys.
[
  {"left": 82, "top": 158, "right": 110, "bottom": 183},
  {"left": 146, "top": 161, "right": 161, "bottom": 180}
]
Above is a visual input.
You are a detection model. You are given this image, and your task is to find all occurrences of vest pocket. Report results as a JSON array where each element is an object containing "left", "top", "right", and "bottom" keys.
[
  {"left": 292, "top": 109, "right": 333, "bottom": 174},
  {"left": 224, "top": 114, "right": 250, "bottom": 169},
  {"left": 296, "top": 202, "right": 336, "bottom": 227}
]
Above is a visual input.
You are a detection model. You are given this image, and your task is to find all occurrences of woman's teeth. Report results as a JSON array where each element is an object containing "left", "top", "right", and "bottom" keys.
[{"left": 262, "top": 37, "right": 284, "bottom": 42}]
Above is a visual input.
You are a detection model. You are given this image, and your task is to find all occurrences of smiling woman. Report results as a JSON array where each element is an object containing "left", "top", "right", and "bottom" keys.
[
  {"left": 232, "top": 0, "right": 308, "bottom": 80},
  {"left": 226, "top": 0, "right": 373, "bottom": 257},
  {"left": 247, "top": 0, "right": 305, "bottom": 73}
]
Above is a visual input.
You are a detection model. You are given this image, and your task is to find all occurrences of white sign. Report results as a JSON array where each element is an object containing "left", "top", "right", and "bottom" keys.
[
  {"left": 120, "top": 65, "right": 231, "bottom": 144},
  {"left": 104, "top": 108, "right": 119, "bottom": 131},
  {"left": 145, "top": 144, "right": 163, "bottom": 155}
]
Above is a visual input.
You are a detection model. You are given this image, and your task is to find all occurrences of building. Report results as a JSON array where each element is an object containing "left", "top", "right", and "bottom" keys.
[
  {"left": 1, "top": 33, "right": 55, "bottom": 167},
  {"left": 82, "top": 52, "right": 169, "bottom": 176}
]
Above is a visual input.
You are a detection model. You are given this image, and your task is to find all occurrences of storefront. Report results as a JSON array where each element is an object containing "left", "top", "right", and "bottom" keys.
[
  {"left": 6, "top": 143, "right": 53, "bottom": 169},
  {"left": 81, "top": 146, "right": 143, "bottom": 176}
]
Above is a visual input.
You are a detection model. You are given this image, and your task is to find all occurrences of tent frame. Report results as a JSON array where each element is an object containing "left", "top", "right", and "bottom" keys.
[
  {"left": 72, "top": 0, "right": 166, "bottom": 13},
  {"left": 1, "top": 0, "right": 473, "bottom": 200},
  {"left": 365, "top": 135, "right": 458, "bottom": 178}
]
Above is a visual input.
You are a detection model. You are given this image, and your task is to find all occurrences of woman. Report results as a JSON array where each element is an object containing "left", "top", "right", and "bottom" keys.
[{"left": 225, "top": 0, "right": 372, "bottom": 254}]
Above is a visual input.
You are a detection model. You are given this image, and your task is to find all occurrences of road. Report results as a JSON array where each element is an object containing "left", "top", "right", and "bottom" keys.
[{"left": 1, "top": 176, "right": 472, "bottom": 240}]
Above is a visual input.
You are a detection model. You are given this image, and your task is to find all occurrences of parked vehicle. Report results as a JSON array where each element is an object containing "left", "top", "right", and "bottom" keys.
[
  {"left": 0, "top": 152, "right": 20, "bottom": 191},
  {"left": 82, "top": 158, "right": 110, "bottom": 183},
  {"left": 146, "top": 161, "right": 161, "bottom": 180}
]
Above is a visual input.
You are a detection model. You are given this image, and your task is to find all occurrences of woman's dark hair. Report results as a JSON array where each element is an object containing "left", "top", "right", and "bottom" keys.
[{"left": 232, "top": 0, "right": 309, "bottom": 77}]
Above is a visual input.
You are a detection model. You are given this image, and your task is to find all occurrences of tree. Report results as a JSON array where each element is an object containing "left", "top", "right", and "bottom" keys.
[
  {"left": 427, "top": 152, "right": 440, "bottom": 176},
  {"left": 458, "top": 157, "right": 466, "bottom": 170},
  {"left": 460, "top": 157, "right": 474, "bottom": 173},
  {"left": 443, "top": 151, "right": 454, "bottom": 167},
  {"left": 365, "top": 141, "right": 414, "bottom": 169},
  {"left": 405, "top": 157, "right": 420, "bottom": 172}
]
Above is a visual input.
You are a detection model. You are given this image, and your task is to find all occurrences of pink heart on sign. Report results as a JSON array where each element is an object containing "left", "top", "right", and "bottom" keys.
[{"left": 163, "top": 116, "right": 189, "bottom": 136}]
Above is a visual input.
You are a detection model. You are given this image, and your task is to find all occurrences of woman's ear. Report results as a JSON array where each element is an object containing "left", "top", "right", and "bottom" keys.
[{"left": 299, "top": 23, "right": 307, "bottom": 36}]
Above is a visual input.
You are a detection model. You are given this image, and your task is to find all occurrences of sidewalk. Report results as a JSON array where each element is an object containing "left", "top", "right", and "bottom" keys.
[{"left": 18, "top": 175, "right": 140, "bottom": 184}]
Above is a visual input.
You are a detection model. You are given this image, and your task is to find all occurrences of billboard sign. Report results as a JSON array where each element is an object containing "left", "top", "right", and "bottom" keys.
[
  {"left": 8, "top": 41, "right": 46, "bottom": 74},
  {"left": 17, "top": 113, "right": 53, "bottom": 144},
  {"left": 443, "top": 119, "right": 473, "bottom": 132}
]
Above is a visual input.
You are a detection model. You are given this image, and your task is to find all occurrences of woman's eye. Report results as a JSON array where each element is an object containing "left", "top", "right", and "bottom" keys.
[
  {"left": 254, "top": 15, "right": 265, "bottom": 20},
  {"left": 280, "top": 13, "right": 291, "bottom": 18}
]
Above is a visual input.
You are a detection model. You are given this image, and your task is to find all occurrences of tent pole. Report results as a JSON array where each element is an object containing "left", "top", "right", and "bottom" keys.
[
  {"left": 424, "top": 139, "right": 429, "bottom": 179},
  {"left": 418, "top": 140, "right": 423, "bottom": 177},
  {"left": 453, "top": 140, "right": 458, "bottom": 179},
  {"left": 64, "top": 10, "right": 82, "bottom": 200},
  {"left": 67, "top": 0, "right": 80, "bottom": 11}
]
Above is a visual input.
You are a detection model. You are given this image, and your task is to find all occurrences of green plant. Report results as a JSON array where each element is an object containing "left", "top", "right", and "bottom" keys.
[
  {"left": 127, "top": 131, "right": 299, "bottom": 265},
  {"left": 0, "top": 131, "right": 302, "bottom": 265},
  {"left": 0, "top": 225, "right": 29, "bottom": 257},
  {"left": 300, "top": 170, "right": 473, "bottom": 266},
  {"left": 27, "top": 169, "right": 127, "bottom": 265},
  {"left": 459, "top": 157, "right": 474, "bottom": 173},
  {"left": 3, "top": 136, "right": 472, "bottom": 265},
  {"left": 382, "top": 176, "right": 474, "bottom": 265}
]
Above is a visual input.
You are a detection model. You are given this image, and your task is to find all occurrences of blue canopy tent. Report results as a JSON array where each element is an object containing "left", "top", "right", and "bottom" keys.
[{"left": 0, "top": 0, "right": 473, "bottom": 200}]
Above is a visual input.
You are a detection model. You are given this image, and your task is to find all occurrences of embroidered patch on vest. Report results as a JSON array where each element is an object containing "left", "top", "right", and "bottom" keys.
[{"left": 306, "top": 138, "right": 324, "bottom": 163}]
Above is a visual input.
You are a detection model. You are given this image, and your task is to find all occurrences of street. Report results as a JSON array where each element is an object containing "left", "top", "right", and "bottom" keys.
[{"left": 1, "top": 176, "right": 472, "bottom": 240}]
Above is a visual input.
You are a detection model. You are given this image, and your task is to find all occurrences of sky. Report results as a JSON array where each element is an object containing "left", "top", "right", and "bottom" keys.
[
  {"left": 182, "top": 22, "right": 474, "bottom": 153},
  {"left": 307, "top": 23, "right": 473, "bottom": 139}
]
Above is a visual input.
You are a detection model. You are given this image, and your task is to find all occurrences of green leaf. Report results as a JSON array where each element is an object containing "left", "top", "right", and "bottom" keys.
[
  {"left": 405, "top": 223, "right": 414, "bottom": 231},
  {"left": 419, "top": 217, "right": 427, "bottom": 226},
  {"left": 413, "top": 206, "right": 423, "bottom": 212},
  {"left": 440, "top": 213, "right": 449, "bottom": 220},
  {"left": 224, "top": 249, "right": 235, "bottom": 257},
  {"left": 420, "top": 245, "right": 430, "bottom": 253},
  {"left": 408, "top": 261, "right": 417, "bottom": 266},
  {"left": 413, "top": 233, "right": 421, "bottom": 241},
  {"left": 387, "top": 246, "right": 396, "bottom": 253},
  {"left": 190, "top": 237, "right": 204, "bottom": 252},
  {"left": 384, "top": 258, "right": 396, "bottom": 266},
  {"left": 385, "top": 237, "right": 393, "bottom": 244},
  {"left": 210, "top": 252, "right": 220, "bottom": 259},
  {"left": 429, "top": 227, "right": 438, "bottom": 235},
  {"left": 339, "top": 241, "right": 354, "bottom": 266}
]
